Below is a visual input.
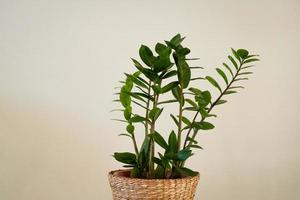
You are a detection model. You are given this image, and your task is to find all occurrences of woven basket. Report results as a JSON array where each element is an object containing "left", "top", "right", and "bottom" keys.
[{"left": 108, "top": 169, "right": 200, "bottom": 200}]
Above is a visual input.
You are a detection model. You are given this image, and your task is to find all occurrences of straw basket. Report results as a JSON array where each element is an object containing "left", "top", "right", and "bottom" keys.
[{"left": 108, "top": 169, "right": 200, "bottom": 200}]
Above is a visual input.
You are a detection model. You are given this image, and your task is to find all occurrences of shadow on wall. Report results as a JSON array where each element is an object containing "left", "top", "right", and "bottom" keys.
[{"left": 0, "top": 98, "right": 110, "bottom": 200}]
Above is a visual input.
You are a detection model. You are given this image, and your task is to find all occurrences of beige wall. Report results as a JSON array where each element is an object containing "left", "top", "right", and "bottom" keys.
[{"left": 0, "top": 0, "right": 299, "bottom": 199}]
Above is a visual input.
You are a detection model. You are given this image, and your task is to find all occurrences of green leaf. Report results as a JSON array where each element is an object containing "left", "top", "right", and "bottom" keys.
[
  {"left": 120, "top": 86, "right": 131, "bottom": 107},
  {"left": 215, "top": 99, "right": 227, "bottom": 105},
  {"left": 125, "top": 73, "right": 148, "bottom": 89},
  {"left": 186, "top": 136, "right": 198, "bottom": 144},
  {"left": 176, "top": 149, "right": 193, "bottom": 161},
  {"left": 170, "top": 114, "right": 179, "bottom": 127},
  {"left": 124, "top": 106, "right": 132, "bottom": 120},
  {"left": 152, "top": 84, "right": 162, "bottom": 94},
  {"left": 181, "top": 116, "right": 192, "bottom": 126},
  {"left": 194, "top": 121, "right": 215, "bottom": 130},
  {"left": 139, "top": 45, "right": 153, "bottom": 67},
  {"left": 161, "top": 81, "right": 179, "bottom": 93},
  {"left": 151, "top": 131, "right": 168, "bottom": 150},
  {"left": 177, "top": 59, "right": 191, "bottom": 88},
  {"left": 237, "top": 49, "right": 249, "bottom": 59},
  {"left": 126, "top": 124, "right": 134, "bottom": 134},
  {"left": 118, "top": 133, "right": 132, "bottom": 138},
  {"left": 168, "top": 130, "right": 177, "bottom": 153},
  {"left": 216, "top": 68, "right": 228, "bottom": 85},
  {"left": 149, "top": 107, "right": 163, "bottom": 121},
  {"left": 235, "top": 78, "right": 249, "bottom": 81},
  {"left": 157, "top": 99, "right": 178, "bottom": 105},
  {"left": 189, "top": 87, "right": 202, "bottom": 95},
  {"left": 155, "top": 43, "right": 171, "bottom": 56},
  {"left": 172, "top": 86, "right": 183, "bottom": 104},
  {"left": 185, "top": 98, "right": 198, "bottom": 108},
  {"left": 177, "top": 47, "right": 190, "bottom": 56},
  {"left": 195, "top": 90, "right": 211, "bottom": 107},
  {"left": 243, "top": 58, "right": 260, "bottom": 64},
  {"left": 129, "top": 115, "right": 147, "bottom": 123},
  {"left": 131, "top": 58, "right": 158, "bottom": 81},
  {"left": 162, "top": 70, "right": 177, "bottom": 79},
  {"left": 223, "top": 63, "right": 234, "bottom": 77},
  {"left": 241, "top": 65, "right": 255, "bottom": 70},
  {"left": 229, "top": 86, "right": 244, "bottom": 89},
  {"left": 176, "top": 167, "right": 198, "bottom": 177},
  {"left": 154, "top": 165, "right": 165, "bottom": 179},
  {"left": 228, "top": 55, "right": 238, "bottom": 70},
  {"left": 188, "top": 144, "right": 203, "bottom": 149},
  {"left": 231, "top": 48, "right": 241, "bottom": 63},
  {"left": 152, "top": 56, "right": 172, "bottom": 72},
  {"left": 206, "top": 76, "right": 222, "bottom": 93},
  {"left": 238, "top": 72, "right": 253, "bottom": 76},
  {"left": 170, "top": 33, "right": 185, "bottom": 47},
  {"left": 114, "top": 152, "right": 136, "bottom": 165},
  {"left": 224, "top": 90, "right": 237, "bottom": 95}
]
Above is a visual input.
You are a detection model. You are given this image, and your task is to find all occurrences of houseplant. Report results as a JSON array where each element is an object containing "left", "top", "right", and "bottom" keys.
[{"left": 109, "top": 34, "right": 259, "bottom": 199}]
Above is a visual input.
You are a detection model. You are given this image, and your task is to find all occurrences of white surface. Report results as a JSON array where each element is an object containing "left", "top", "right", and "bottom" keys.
[{"left": 0, "top": 0, "right": 299, "bottom": 199}]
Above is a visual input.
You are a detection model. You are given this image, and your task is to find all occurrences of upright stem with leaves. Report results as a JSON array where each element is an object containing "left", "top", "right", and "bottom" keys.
[{"left": 112, "top": 34, "right": 260, "bottom": 179}]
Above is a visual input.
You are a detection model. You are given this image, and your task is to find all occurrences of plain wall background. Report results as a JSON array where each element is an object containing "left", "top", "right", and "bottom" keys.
[{"left": 0, "top": 0, "right": 299, "bottom": 199}]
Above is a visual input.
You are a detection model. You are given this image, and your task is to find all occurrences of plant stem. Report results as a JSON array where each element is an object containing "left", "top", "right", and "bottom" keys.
[
  {"left": 177, "top": 87, "right": 184, "bottom": 151},
  {"left": 148, "top": 91, "right": 160, "bottom": 178},
  {"left": 181, "top": 61, "right": 244, "bottom": 166},
  {"left": 144, "top": 80, "right": 152, "bottom": 136},
  {"left": 132, "top": 134, "right": 139, "bottom": 155}
]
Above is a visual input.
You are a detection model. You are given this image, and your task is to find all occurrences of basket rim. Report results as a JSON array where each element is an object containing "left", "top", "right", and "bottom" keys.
[{"left": 108, "top": 169, "right": 200, "bottom": 182}]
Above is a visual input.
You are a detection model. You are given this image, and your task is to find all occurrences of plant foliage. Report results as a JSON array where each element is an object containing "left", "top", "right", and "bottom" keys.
[{"left": 112, "top": 34, "right": 260, "bottom": 179}]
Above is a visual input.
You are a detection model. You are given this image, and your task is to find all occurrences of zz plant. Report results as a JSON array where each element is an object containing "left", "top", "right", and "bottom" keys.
[{"left": 112, "top": 34, "right": 259, "bottom": 179}]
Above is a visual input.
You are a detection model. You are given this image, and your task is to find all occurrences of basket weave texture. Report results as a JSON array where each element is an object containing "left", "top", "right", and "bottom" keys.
[{"left": 108, "top": 169, "right": 200, "bottom": 200}]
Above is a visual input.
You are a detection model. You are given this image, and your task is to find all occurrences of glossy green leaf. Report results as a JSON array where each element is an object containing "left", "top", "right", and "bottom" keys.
[
  {"left": 194, "top": 121, "right": 215, "bottom": 130},
  {"left": 170, "top": 33, "right": 185, "bottom": 47},
  {"left": 155, "top": 43, "right": 171, "bottom": 56},
  {"left": 228, "top": 55, "right": 238, "bottom": 70},
  {"left": 238, "top": 72, "right": 253, "bottom": 76},
  {"left": 243, "top": 58, "right": 260, "bottom": 64},
  {"left": 162, "top": 70, "right": 177, "bottom": 79},
  {"left": 157, "top": 99, "right": 178, "bottom": 105},
  {"left": 168, "top": 130, "right": 178, "bottom": 153},
  {"left": 237, "top": 49, "right": 249, "bottom": 59},
  {"left": 215, "top": 99, "right": 227, "bottom": 105},
  {"left": 161, "top": 81, "right": 179, "bottom": 93},
  {"left": 206, "top": 76, "right": 222, "bottom": 93},
  {"left": 118, "top": 133, "right": 132, "bottom": 138},
  {"left": 224, "top": 90, "right": 237, "bottom": 95},
  {"left": 181, "top": 116, "right": 191, "bottom": 126},
  {"left": 187, "top": 144, "right": 203, "bottom": 149},
  {"left": 176, "top": 167, "right": 198, "bottom": 177},
  {"left": 223, "top": 63, "right": 234, "bottom": 77},
  {"left": 216, "top": 68, "right": 228, "bottom": 85},
  {"left": 176, "top": 59, "right": 191, "bottom": 88},
  {"left": 170, "top": 114, "right": 179, "bottom": 127},
  {"left": 149, "top": 107, "right": 163, "bottom": 121},
  {"left": 139, "top": 45, "right": 153, "bottom": 67},
  {"left": 126, "top": 124, "right": 134, "bottom": 134},
  {"left": 231, "top": 48, "right": 241, "bottom": 63},
  {"left": 129, "top": 115, "right": 147, "bottom": 123},
  {"left": 176, "top": 149, "right": 193, "bottom": 161},
  {"left": 114, "top": 152, "right": 136, "bottom": 165},
  {"left": 151, "top": 131, "right": 168, "bottom": 150},
  {"left": 131, "top": 58, "right": 158, "bottom": 81},
  {"left": 185, "top": 98, "right": 198, "bottom": 108},
  {"left": 120, "top": 87, "right": 131, "bottom": 107},
  {"left": 124, "top": 106, "right": 132, "bottom": 120},
  {"left": 125, "top": 73, "right": 148, "bottom": 89}
]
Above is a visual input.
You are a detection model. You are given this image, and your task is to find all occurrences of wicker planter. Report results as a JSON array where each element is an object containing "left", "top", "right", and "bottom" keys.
[{"left": 108, "top": 169, "right": 200, "bottom": 200}]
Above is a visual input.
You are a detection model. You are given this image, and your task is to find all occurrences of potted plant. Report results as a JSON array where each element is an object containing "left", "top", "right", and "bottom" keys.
[{"left": 108, "top": 34, "right": 259, "bottom": 199}]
